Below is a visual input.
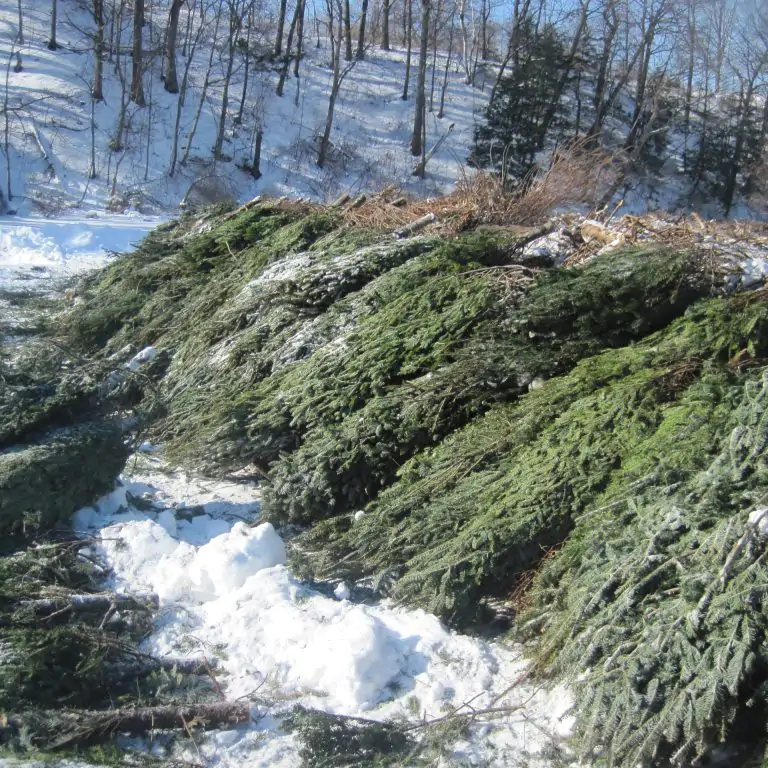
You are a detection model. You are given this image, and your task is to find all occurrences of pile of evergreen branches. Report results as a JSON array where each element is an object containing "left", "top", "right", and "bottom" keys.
[{"left": 16, "top": 200, "right": 768, "bottom": 764}]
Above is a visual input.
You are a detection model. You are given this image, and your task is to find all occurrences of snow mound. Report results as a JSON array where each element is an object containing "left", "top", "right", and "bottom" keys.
[{"left": 94, "top": 519, "right": 285, "bottom": 604}]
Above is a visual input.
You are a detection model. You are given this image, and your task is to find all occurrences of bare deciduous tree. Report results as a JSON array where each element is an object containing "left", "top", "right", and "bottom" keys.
[
  {"left": 213, "top": 0, "right": 248, "bottom": 160},
  {"left": 164, "top": 0, "right": 184, "bottom": 93},
  {"left": 411, "top": 0, "right": 431, "bottom": 156},
  {"left": 47, "top": 0, "right": 58, "bottom": 50},
  {"left": 402, "top": 0, "right": 413, "bottom": 98},
  {"left": 318, "top": 0, "right": 361, "bottom": 167},
  {"left": 92, "top": 0, "right": 105, "bottom": 100},
  {"left": 131, "top": 0, "right": 146, "bottom": 105},
  {"left": 381, "top": 0, "right": 391, "bottom": 49}
]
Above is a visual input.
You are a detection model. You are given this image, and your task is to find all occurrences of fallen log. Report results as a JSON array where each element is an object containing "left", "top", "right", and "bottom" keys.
[
  {"left": 4, "top": 702, "right": 252, "bottom": 751},
  {"left": 330, "top": 193, "right": 351, "bottom": 208},
  {"left": 393, "top": 212, "right": 437, "bottom": 239},
  {"left": 16, "top": 592, "right": 158, "bottom": 616}
]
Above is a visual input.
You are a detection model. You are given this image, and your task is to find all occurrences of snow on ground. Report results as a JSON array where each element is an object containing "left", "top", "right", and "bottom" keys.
[
  {"left": 73, "top": 451, "right": 576, "bottom": 767},
  {"left": 0, "top": 213, "right": 159, "bottom": 291}
]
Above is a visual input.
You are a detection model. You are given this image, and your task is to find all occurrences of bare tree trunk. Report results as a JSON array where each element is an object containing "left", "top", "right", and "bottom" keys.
[
  {"left": 111, "top": 29, "right": 130, "bottom": 151},
  {"left": 164, "top": 0, "right": 184, "bottom": 93},
  {"left": 480, "top": 0, "right": 489, "bottom": 59},
  {"left": 251, "top": 125, "right": 263, "bottom": 178},
  {"left": 181, "top": 0, "right": 194, "bottom": 55},
  {"left": 343, "top": 0, "right": 353, "bottom": 60},
  {"left": 89, "top": 90, "right": 97, "bottom": 177},
  {"left": 587, "top": 16, "right": 649, "bottom": 142},
  {"left": 710, "top": 0, "right": 735, "bottom": 94},
  {"left": 294, "top": 0, "right": 305, "bottom": 76},
  {"left": 437, "top": 15, "right": 453, "bottom": 118},
  {"left": 411, "top": 0, "right": 430, "bottom": 155},
  {"left": 624, "top": 0, "right": 669, "bottom": 150},
  {"left": 276, "top": 0, "right": 302, "bottom": 96},
  {"left": 47, "top": 0, "right": 58, "bottom": 50},
  {"left": 275, "top": 0, "right": 288, "bottom": 55},
  {"left": 236, "top": 11, "right": 253, "bottom": 122},
  {"left": 402, "top": 0, "right": 412, "bottom": 99},
  {"left": 107, "top": 0, "right": 116, "bottom": 63},
  {"left": 92, "top": 0, "right": 105, "bottom": 101},
  {"left": 170, "top": 3, "right": 204, "bottom": 176},
  {"left": 592, "top": 0, "right": 619, "bottom": 122},
  {"left": 17, "top": 0, "right": 24, "bottom": 45},
  {"left": 318, "top": 0, "right": 360, "bottom": 167},
  {"left": 381, "top": 0, "right": 390, "bottom": 49},
  {"left": 489, "top": 0, "right": 532, "bottom": 104},
  {"left": 539, "top": 0, "right": 589, "bottom": 142},
  {"left": 144, "top": 0, "right": 155, "bottom": 179},
  {"left": 131, "top": 0, "right": 146, "bottom": 105},
  {"left": 357, "top": 0, "right": 369, "bottom": 57},
  {"left": 682, "top": 0, "right": 697, "bottom": 155},
  {"left": 4, "top": 38, "right": 17, "bottom": 202},
  {"left": 214, "top": 7, "right": 242, "bottom": 160},
  {"left": 428, "top": 0, "right": 442, "bottom": 111},
  {"left": 318, "top": 83, "right": 339, "bottom": 168},
  {"left": 458, "top": 0, "right": 472, "bottom": 84}
]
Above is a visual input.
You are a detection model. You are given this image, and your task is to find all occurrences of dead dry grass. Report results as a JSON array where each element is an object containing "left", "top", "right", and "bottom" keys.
[{"left": 338, "top": 141, "right": 623, "bottom": 235}]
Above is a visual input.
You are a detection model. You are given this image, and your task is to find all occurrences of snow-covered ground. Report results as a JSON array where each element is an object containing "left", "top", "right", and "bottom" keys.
[
  {"left": 72, "top": 452, "right": 575, "bottom": 766},
  {"left": 0, "top": 213, "right": 160, "bottom": 290}
]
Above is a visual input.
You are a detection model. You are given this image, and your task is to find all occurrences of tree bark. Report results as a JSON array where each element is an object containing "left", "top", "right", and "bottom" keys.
[
  {"left": 276, "top": 0, "right": 302, "bottom": 96},
  {"left": 356, "top": 0, "right": 369, "bottom": 57},
  {"left": 343, "top": 0, "right": 353, "bottom": 60},
  {"left": 402, "top": 0, "right": 412, "bottom": 99},
  {"left": 592, "top": 0, "right": 619, "bottom": 123},
  {"left": 538, "top": 0, "right": 589, "bottom": 144},
  {"left": 170, "top": 2, "right": 204, "bottom": 176},
  {"left": 411, "top": 0, "right": 430, "bottom": 156},
  {"left": 237, "top": 11, "right": 253, "bottom": 122},
  {"left": 131, "top": 0, "right": 146, "bottom": 105},
  {"left": 214, "top": 15, "right": 240, "bottom": 160},
  {"left": 182, "top": 7, "right": 220, "bottom": 164},
  {"left": 47, "top": 0, "right": 58, "bottom": 50},
  {"left": 251, "top": 126, "right": 263, "bottom": 178},
  {"left": 163, "top": 0, "right": 184, "bottom": 93},
  {"left": 381, "top": 0, "right": 390, "bottom": 49},
  {"left": 17, "top": 0, "right": 24, "bottom": 45},
  {"left": 458, "top": 0, "right": 472, "bottom": 84},
  {"left": 437, "top": 16, "right": 453, "bottom": 118},
  {"left": 294, "top": 0, "right": 305, "bottom": 76},
  {"left": 92, "top": 0, "right": 104, "bottom": 101},
  {"left": 275, "top": 0, "right": 288, "bottom": 56}
]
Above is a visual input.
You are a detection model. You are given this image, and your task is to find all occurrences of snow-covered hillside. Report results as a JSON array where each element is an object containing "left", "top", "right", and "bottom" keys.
[{"left": 0, "top": 0, "right": 486, "bottom": 216}]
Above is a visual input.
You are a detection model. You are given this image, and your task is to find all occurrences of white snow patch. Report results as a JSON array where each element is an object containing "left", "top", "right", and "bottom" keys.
[
  {"left": 126, "top": 345, "right": 158, "bottom": 371},
  {"left": 749, "top": 508, "right": 768, "bottom": 537},
  {"left": 334, "top": 581, "right": 351, "bottom": 600},
  {"left": 72, "top": 456, "right": 576, "bottom": 766},
  {"left": 741, "top": 256, "right": 768, "bottom": 288}
]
